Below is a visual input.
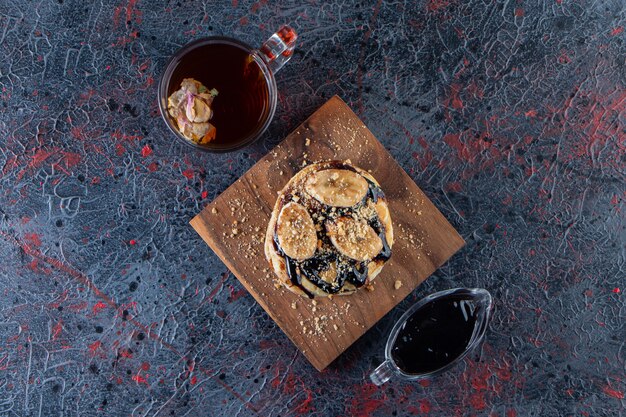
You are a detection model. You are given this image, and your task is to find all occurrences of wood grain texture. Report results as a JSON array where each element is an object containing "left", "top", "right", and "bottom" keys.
[{"left": 190, "top": 96, "right": 465, "bottom": 371}]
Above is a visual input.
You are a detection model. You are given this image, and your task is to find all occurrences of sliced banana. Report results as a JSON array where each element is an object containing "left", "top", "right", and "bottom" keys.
[
  {"left": 305, "top": 169, "right": 368, "bottom": 207},
  {"left": 326, "top": 216, "right": 383, "bottom": 261},
  {"left": 276, "top": 202, "right": 317, "bottom": 260}
]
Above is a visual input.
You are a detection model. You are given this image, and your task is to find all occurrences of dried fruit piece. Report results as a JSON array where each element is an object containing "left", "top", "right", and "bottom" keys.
[{"left": 167, "top": 78, "right": 218, "bottom": 144}]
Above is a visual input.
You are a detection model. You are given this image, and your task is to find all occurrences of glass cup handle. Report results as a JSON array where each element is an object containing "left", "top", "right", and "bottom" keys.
[
  {"left": 370, "top": 360, "right": 394, "bottom": 386},
  {"left": 259, "top": 25, "right": 297, "bottom": 73}
]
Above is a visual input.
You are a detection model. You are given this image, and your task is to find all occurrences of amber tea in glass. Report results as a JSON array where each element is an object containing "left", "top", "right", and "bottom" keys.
[{"left": 158, "top": 26, "right": 297, "bottom": 152}]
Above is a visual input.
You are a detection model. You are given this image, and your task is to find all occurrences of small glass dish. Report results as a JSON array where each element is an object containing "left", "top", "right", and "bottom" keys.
[{"left": 370, "top": 287, "right": 493, "bottom": 386}]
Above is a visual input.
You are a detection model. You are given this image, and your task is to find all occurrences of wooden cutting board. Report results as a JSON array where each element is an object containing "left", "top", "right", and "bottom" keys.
[{"left": 190, "top": 96, "right": 464, "bottom": 371}]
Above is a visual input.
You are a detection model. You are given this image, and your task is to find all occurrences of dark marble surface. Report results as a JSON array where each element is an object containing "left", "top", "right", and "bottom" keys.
[{"left": 1, "top": 1, "right": 624, "bottom": 416}]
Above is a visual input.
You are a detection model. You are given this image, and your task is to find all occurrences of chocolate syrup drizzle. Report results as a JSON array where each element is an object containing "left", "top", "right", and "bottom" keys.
[{"left": 273, "top": 163, "right": 391, "bottom": 298}]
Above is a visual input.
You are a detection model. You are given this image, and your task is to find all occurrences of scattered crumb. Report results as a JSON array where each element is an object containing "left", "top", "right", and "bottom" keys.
[
  {"left": 394, "top": 280, "right": 403, "bottom": 290},
  {"left": 366, "top": 284, "right": 374, "bottom": 292},
  {"left": 305, "top": 138, "right": 310, "bottom": 146},
  {"left": 333, "top": 324, "right": 338, "bottom": 331},
  {"left": 291, "top": 302, "right": 297, "bottom": 310}
]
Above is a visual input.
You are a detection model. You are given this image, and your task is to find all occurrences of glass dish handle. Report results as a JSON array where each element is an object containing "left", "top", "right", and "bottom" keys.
[
  {"left": 370, "top": 360, "right": 394, "bottom": 386},
  {"left": 259, "top": 25, "right": 297, "bottom": 73}
]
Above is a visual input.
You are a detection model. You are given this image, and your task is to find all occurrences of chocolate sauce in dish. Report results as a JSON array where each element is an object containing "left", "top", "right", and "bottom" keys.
[{"left": 391, "top": 294, "right": 479, "bottom": 374}]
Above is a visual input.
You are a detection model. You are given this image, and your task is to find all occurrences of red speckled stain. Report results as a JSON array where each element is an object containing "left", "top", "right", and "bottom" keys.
[
  {"left": 201, "top": 190, "right": 208, "bottom": 199},
  {"left": 190, "top": 375, "right": 198, "bottom": 385},
  {"left": 118, "top": 348, "right": 133, "bottom": 359},
  {"left": 408, "top": 399, "right": 431, "bottom": 413},
  {"left": 558, "top": 50, "right": 571, "bottom": 64},
  {"left": 250, "top": 0, "right": 268, "bottom": 14},
  {"left": 24, "top": 233, "right": 42, "bottom": 247},
  {"left": 62, "top": 152, "right": 81, "bottom": 168},
  {"left": 114, "top": 0, "right": 142, "bottom": 29},
  {"left": 427, "top": 0, "right": 452, "bottom": 12},
  {"left": 613, "top": 288, "right": 621, "bottom": 293},
  {"left": 441, "top": 83, "right": 466, "bottom": 121},
  {"left": 51, "top": 320, "right": 63, "bottom": 341},
  {"left": 239, "top": 16, "right": 249, "bottom": 26},
  {"left": 586, "top": 90, "right": 626, "bottom": 153},
  {"left": 88, "top": 340, "right": 102, "bottom": 356},
  {"left": 602, "top": 385, "right": 624, "bottom": 399},
  {"left": 67, "top": 301, "right": 88, "bottom": 312},
  {"left": 141, "top": 145, "right": 152, "bottom": 157},
  {"left": 551, "top": 88, "right": 626, "bottom": 165},
  {"left": 610, "top": 26, "right": 624, "bottom": 36},
  {"left": 514, "top": 8, "right": 524, "bottom": 17},
  {"left": 610, "top": 195, "right": 620, "bottom": 206},
  {"left": 442, "top": 133, "right": 469, "bottom": 160},
  {"left": 449, "top": 83, "right": 464, "bottom": 109},
  {"left": 259, "top": 340, "right": 277, "bottom": 350},
  {"left": 92, "top": 301, "right": 108, "bottom": 315},
  {"left": 445, "top": 181, "right": 463, "bottom": 192},
  {"left": 294, "top": 389, "right": 313, "bottom": 414},
  {"left": 16, "top": 148, "right": 55, "bottom": 180},
  {"left": 345, "top": 383, "right": 388, "bottom": 416},
  {"left": 148, "top": 162, "right": 159, "bottom": 172},
  {"left": 113, "top": 5, "right": 123, "bottom": 29},
  {"left": 129, "top": 239, "right": 137, "bottom": 245},
  {"left": 280, "top": 372, "right": 315, "bottom": 415},
  {"left": 455, "top": 349, "right": 522, "bottom": 412},
  {"left": 2, "top": 155, "right": 18, "bottom": 176},
  {"left": 182, "top": 169, "right": 194, "bottom": 179},
  {"left": 414, "top": 137, "right": 435, "bottom": 170},
  {"left": 506, "top": 409, "right": 517, "bottom": 417},
  {"left": 132, "top": 374, "right": 148, "bottom": 385},
  {"left": 228, "top": 286, "right": 247, "bottom": 302},
  {"left": 111, "top": 131, "right": 143, "bottom": 141}
]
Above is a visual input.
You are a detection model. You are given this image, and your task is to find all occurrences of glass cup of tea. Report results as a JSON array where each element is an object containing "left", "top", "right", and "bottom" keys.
[
  {"left": 370, "top": 288, "right": 493, "bottom": 386},
  {"left": 158, "top": 26, "right": 297, "bottom": 152}
]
